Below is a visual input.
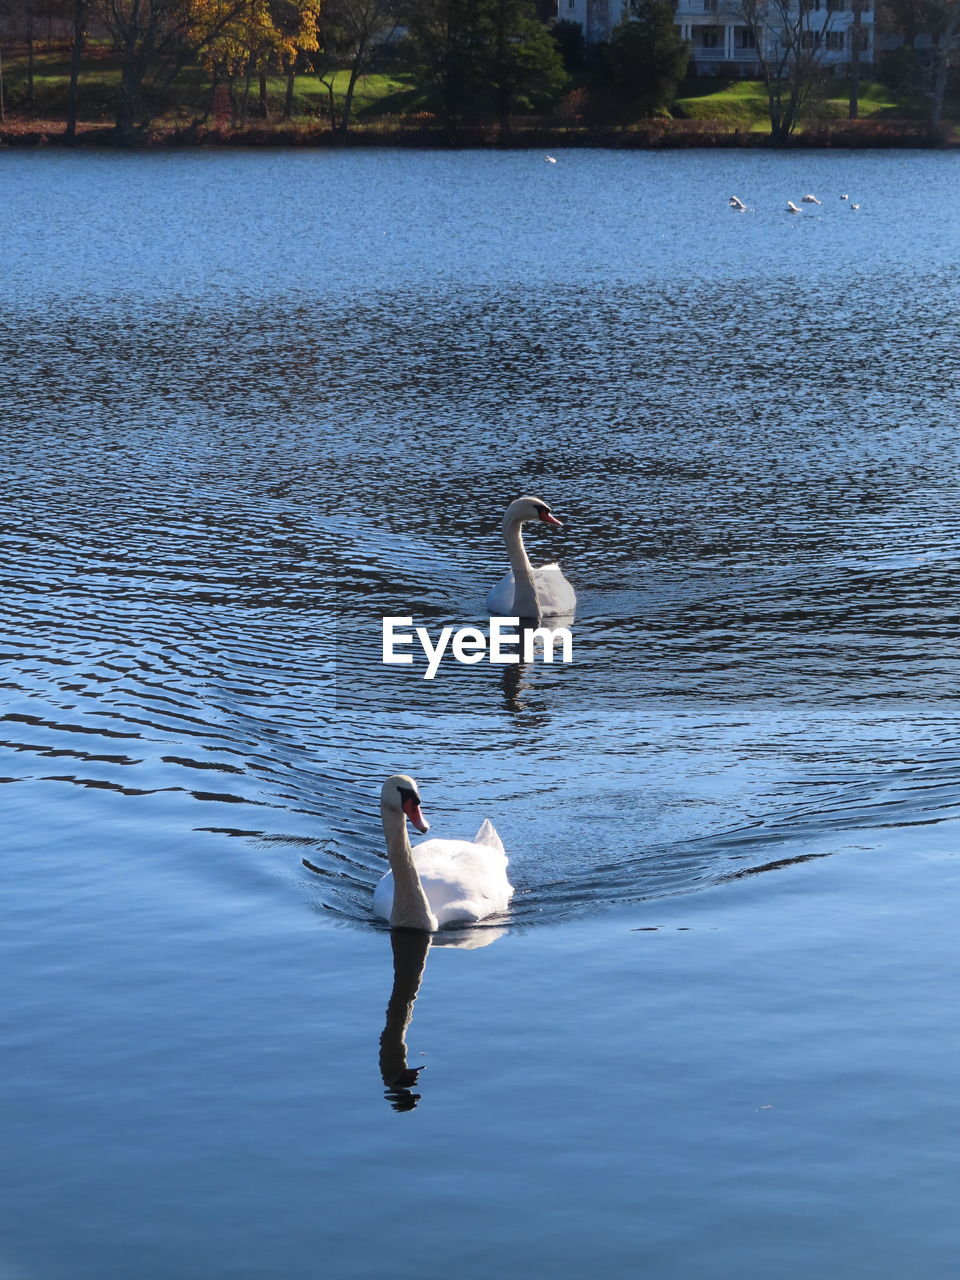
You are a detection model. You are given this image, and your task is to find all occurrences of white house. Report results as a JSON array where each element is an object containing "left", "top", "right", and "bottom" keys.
[{"left": 560, "top": 0, "right": 875, "bottom": 74}]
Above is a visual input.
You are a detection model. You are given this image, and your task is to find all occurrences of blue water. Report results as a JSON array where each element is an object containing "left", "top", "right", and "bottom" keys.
[{"left": 2, "top": 148, "right": 960, "bottom": 1278}]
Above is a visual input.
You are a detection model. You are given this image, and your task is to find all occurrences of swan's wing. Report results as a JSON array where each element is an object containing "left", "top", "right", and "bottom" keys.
[
  {"left": 486, "top": 572, "right": 515, "bottom": 615},
  {"left": 413, "top": 837, "right": 513, "bottom": 924},
  {"left": 533, "top": 566, "right": 577, "bottom": 617},
  {"left": 473, "top": 818, "right": 506, "bottom": 857},
  {"left": 372, "top": 870, "right": 394, "bottom": 921}
]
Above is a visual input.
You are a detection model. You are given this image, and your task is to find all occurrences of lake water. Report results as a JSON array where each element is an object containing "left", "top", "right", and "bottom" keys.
[{"left": 2, "top": 147, "right": 960, "bottom": 1279}]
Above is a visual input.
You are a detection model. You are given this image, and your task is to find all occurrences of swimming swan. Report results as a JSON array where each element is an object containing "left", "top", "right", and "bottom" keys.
[
  {"left": 486, "top": 496, "right": 576, "bottom": 619},
  {"left": 786, "top": 201, "right": 802, "bottom": 214},
  {"left": 729, "top": 195, "right": 747, "bottom": 211},
  {"left": 801, "top": 193, "right": 821, "bottom": 204},
  {"left": 373, "top": 775, "right": 514, "bottom": 931}
]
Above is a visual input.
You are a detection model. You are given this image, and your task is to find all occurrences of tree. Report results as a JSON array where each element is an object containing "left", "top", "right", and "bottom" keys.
[
  {"left": 198, "top": 0, "right": 319, "bottom": 124},
  {"left": 737, "top": 0, "right": 837, "bottom": 142},
  {"left": 552, "top": 16, "right": 585, "bottom": 71},
  {"left": 926, "top": 0, "right": 960, "bottom": 127},
  {"left": 95, "top": 0, "right": 228, "bottom": 138},
  {"left": 317, "top": 0, "right": 400, "bottom": 135},
  {"left": 402, "top": 0, "right": 566, "bottom": 133},
  {"left": 602, "top": 0, "right": 689, "bottom": 119},
  {"left": 849, "top": 0, "right": 864, "bottom": 117},
  {"left": 485, "top": 0, "right": 567, "bottom": 129},
  {"left": 65, "top": 0, "right": 89, "bottom": 137}
]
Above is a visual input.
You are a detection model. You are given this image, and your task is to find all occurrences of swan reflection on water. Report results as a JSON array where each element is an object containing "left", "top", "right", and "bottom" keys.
[
  {"left": 380, "top": 925, "right": 505, "bottom": 1112},
  {"left": 501, "top": 615, "right": 576, "bottom": 721}
]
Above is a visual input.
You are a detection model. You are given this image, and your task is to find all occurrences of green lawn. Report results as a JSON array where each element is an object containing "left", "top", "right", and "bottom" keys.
[
  {"left": 0, "top": 47, "right": 420, "bottom": 124},
  {"left": 674, "top": 77, "right": 922, "bottom": 128}
]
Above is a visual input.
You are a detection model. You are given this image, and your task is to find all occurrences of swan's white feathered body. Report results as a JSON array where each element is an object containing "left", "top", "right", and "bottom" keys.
[
  {"left": 486, "top": 563, "right": 575, "bottom": 617},
  {"left": 486, "top": 495, "right": 576, "bottom": 620},
  {"left": 374, "top": 817, "right": 513, "bottom": 928}
]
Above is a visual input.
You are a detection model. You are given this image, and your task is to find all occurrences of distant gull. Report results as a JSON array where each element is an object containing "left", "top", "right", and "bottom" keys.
[
  {"left": 840, "top": 193, "right": 849, "bottom": 200},
  {"left": 786, "top": 201, "right": 802, "bottom": 214},
  {"left": 801, "top": 194, "right": 821, "bottom": 204},
  {"left": 850, "top": 203, "right": 861, "bottom": 210},
  {"left": 729, "top": 195, "right": 747, "bottom": 211},
  {"left": 544, "top": 155, "right": 557, "bottom": 164}
]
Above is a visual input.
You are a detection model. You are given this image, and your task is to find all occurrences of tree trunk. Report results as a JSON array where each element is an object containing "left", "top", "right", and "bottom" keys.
[
  {"left": 258, "top": 71, "right": 268, "bottom": 119},
  {"left": 849, "top": 0, "right": 862, "bottom": 119},
  {"left": 338, "top": 44, "right": 366, "bottom": 136},
  {"left": 26, "top": 3, "right": 35, "bottom": 108},
  {"left": 65, "top": 0, "right": 88, "bottom": 138},
  {"left": 284, "top": 67, "right": 296, "bottom": 118},
  {"left": 196, "top": 68, "right": 218, "bottom": 125},
  {"left": 116, "top": 45, "right": 140, "bottom": 141},
  {"left": 240, "top": 65, "right": 252, "bottom": 126},
  {"left": 930, "top": 16, "right": 959, "bottom": 128},
  {"left": 324, "top": 78, "right": 338, "bottom": 135}
]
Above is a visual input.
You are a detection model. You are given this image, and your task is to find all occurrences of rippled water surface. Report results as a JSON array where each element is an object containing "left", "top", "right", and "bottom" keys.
[{"left": 3, "top": 148, "right": 960, "bottom": 1279}]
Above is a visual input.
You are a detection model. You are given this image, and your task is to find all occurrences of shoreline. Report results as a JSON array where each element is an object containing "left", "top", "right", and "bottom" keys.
[{"left": 1, "top": 116, "right": 954, "bottom": 150}]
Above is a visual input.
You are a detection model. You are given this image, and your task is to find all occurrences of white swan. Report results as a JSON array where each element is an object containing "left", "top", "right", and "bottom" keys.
[
  {"left": 786, "top": 201, "right": 802, "bottom": 214},
  {"left": 486, "top": 496, "right": 576, "bottom": 619},
  {"left": 729, "top": 195, "right": 747, "bottom": 211},
  {"left": 373, "top": 775, "right": 513, "bottom": 931},
  {"left": 801, "top": 193, "right": 821, "bottom": 204}
]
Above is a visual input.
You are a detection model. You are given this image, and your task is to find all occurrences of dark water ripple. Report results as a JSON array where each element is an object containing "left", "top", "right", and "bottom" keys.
[{"left": 3, "top": 152, "right": 960, "bottom": 927}]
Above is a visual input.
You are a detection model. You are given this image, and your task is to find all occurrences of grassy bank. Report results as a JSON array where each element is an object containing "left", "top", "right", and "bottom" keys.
[{"left": 0, "top": 46, "right": 955, "bottom": 147}]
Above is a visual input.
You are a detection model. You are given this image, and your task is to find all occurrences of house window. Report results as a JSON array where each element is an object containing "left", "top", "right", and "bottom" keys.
[
  {"left": 700, "top": 26, "right": 720, "bottom": 46},
  {"left": 826, "top": 29, "right": 845, "bottom": 49},
  {"left": 704, "top": 0, "right": 718, "bottom": 10},
  {"left": 800, "top": 29, "right": 820, "bottom": 47},
  {"left": 736, "top": 26, "right": 756, "bottom": 47},
  {"left": 827, "top": 0, "right": 847, "bottom": 10}
]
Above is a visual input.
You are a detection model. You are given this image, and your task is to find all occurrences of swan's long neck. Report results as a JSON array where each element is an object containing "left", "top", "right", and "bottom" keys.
[
  {"left": 504, "top": 517, "right": 540, "bottom": 619},
  {"left": 382, "top": 805, "right": 437, "bottom": 932}
]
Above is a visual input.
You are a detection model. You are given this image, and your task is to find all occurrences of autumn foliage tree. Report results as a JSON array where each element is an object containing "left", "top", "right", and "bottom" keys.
[{"left": 197, "top": 0, "right": 320, "bottom": 122}]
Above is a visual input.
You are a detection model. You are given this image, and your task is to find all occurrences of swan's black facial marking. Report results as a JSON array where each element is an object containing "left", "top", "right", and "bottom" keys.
[
  {"left": 397, "top": 785, "right": 421, "bottom": 807},
  {"left": 534, "top": 502, "right": 563, "bottom": 529}
]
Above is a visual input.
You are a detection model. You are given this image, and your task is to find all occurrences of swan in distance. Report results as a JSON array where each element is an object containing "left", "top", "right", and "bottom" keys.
[
  {"left": 786, "top": 201, "right": 802, "bottom": 214},
  {"left": 729, "top": 195, "right": 747, "bottom": 211},
  {"left": 486, "top": 496, "right": 576, "bottom": 619},
  {"left": 373, "top": 775, "right": 513, "bottom": 931},
  {"left": 801, "top": 194, "right": 821, "bottom": 204}
]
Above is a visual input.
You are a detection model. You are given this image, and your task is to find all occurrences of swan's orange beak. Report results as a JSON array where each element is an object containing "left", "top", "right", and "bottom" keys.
[
  {"left": 402, "top": 796, "right": 429, "bottom": 833},
  {"left": 541, "top": 512, "right": 563, "bottom": 528}
]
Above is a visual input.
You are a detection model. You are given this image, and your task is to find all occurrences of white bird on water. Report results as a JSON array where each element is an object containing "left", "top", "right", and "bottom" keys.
[
  {"left": 850, "top": 203, "right": 861, "bottom": 211},
  {"left": 374, "top": 776, "right": 513, "bottom": 931},
  {"left": 486, "top": 496, "right": 576, "bottom": 619},
  {"left": 801, "top": 193, "right": 821, "bottom": 204},
  {"left": 786, "top": 201, "right": 802, "bottom": 214},
  {"left": 841, "top": 193, "right": 849, "bottom": 200},
  {"left": 729, "top": 195, "right": 747, "bottom": 211},
  {"left": 544, "top": 155, "right": 557, "bottom": 163}
]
